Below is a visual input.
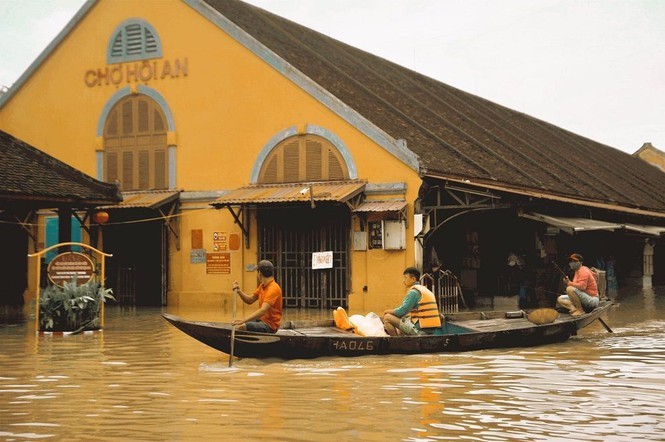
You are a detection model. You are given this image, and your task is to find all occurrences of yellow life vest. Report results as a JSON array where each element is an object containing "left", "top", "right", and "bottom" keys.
[{"left": 409, "top": 284, "right": 442, "bottom": 329}]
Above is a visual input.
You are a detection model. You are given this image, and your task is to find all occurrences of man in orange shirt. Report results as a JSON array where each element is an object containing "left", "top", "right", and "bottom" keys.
[
  {"left": 231, "top": 260, "right": 283, "bottom": 333},
  {"left": 557, "top": 253, "right": 599, "bottom": 317}
]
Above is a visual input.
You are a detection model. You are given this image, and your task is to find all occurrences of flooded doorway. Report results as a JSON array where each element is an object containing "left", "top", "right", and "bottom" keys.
[
  {"left": 258, "top": 205, "right": 350, "bottom": 308},
  {"left": 102, "top": 213, "right": 167, "bottom": 306},
  {"left": 0, "top": 215, "right": 27, "bottom": 305}
]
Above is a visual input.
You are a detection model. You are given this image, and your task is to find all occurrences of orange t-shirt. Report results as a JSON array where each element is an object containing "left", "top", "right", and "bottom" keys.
[{"left": 253, "top": 279, "right": 283, "bottom": 331}]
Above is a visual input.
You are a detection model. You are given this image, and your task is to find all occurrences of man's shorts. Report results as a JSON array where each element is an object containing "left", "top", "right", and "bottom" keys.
[
  {"left": 561, "top": 288, "right": 600, "bottom": 312},
  {"left": 244, "top": 320, "right": 276, "bottom": 333},
  {"left": 398, "top": 316, "right": 421, "bottom": 336}
]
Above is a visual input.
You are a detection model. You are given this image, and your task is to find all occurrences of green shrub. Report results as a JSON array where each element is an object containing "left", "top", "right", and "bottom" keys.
[{"left": 39, "top": 278, "right": 115, "bottom": 332}]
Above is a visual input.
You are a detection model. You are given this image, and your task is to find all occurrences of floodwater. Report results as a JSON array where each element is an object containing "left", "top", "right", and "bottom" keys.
[{"left": 1, "top": 287, "right": 665, "bottom": 441}]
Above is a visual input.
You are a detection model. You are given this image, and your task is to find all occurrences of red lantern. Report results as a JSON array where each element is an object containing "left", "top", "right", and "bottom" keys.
[{"left": 92, "top": 211, "right": 109, "bottom": 224}]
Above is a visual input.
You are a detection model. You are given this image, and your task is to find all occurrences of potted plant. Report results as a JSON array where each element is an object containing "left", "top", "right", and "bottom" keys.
[{"left": 39, "top": 277, "right": 115, "bottom": 332}]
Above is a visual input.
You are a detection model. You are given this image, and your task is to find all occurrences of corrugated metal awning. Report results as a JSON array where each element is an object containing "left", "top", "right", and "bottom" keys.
[
  {"left": 98, "top": 190, "right": 180, "bottom": 210},
  {"left": 211, "top": 180, "right": 366, "bottom": 206},
  {"left": 353, "top": 199, "right": 407, "bottom": 212},
  {"left": 623, "top": 224, "right": 665, "bottom": 236},
  {"left": 521, "top": 212, "right": 665, "bottom": 236}
]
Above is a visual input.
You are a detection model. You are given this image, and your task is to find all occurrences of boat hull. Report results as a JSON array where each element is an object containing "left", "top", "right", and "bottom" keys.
[{"left": 162, "top": 301, "right": 612, "bottom": 359}]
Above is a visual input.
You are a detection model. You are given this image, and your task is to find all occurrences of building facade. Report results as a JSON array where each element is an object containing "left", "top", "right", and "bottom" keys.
[{"left": 1, "top": 0, "right": 664, "bottom": 313}]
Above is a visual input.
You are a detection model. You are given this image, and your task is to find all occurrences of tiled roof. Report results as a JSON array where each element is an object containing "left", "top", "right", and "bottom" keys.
[
  {"left": 0, "top": 130, "right": 121, "bottom": 207},
  {"left": 203, "top": 0, "right": 665, "bottom": 214}
]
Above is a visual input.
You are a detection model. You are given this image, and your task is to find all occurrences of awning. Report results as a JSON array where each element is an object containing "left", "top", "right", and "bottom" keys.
[
  {"left": 624, "top": 224, "right": 665, "bottom": 236},
  {"left": 96, "top": 190, "right": 182, "bottom": 250},
  {"left": 521, "top": 212, "right": 665, "bottom": 236},
  {"left": 98, "top": 190, "right": 180, "bottom": 210},
  {"left": 211, "top": 180, "right": 366, "bottom": 206},
  {"left": 353, "top": 199, "right": 407, "bottom": 212}
]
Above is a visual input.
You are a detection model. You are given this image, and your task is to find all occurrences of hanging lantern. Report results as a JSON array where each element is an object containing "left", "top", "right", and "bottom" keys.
[{"left": 92, "top": 211, "right": 109, "bottom": 224}]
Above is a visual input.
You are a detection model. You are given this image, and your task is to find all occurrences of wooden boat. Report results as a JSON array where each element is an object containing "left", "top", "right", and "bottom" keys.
[{"left": 162, "top": 301, "right": 613, "bottom": 359}]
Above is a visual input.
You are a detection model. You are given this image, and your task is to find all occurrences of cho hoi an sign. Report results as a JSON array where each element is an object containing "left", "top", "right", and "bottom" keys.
[{"left": 47, "top": 252, "right": 95, "bottom": 287}]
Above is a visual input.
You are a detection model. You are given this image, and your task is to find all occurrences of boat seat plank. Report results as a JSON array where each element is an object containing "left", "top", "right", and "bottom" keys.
[{"left": 277, "top": 327, "right": 354, "bottom": 337}]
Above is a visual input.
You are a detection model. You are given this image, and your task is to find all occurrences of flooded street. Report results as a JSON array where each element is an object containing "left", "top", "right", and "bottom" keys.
[{"left": 2, "top": 286, "right": 665, "bottom": 441}]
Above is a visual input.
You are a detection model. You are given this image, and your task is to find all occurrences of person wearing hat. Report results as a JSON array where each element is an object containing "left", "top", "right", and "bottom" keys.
[
  {"left": 231, "top": 260, "right": 283, "bottom": 333},
  {"left": 556, "top": 253, "right": 599, "bottom": 317}
]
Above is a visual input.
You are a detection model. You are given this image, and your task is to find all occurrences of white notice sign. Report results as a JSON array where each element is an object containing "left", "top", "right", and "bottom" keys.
[{"left": 312, "top": 251, "right": 333, "bottom": 269}]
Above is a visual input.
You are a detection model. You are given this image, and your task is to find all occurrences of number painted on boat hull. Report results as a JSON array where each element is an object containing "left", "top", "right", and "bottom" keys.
[{"left": 331, "top": 340, "right": 374, "bottom": 352}]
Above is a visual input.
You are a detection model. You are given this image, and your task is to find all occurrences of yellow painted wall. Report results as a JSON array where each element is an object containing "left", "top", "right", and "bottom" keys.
[{"left": 0, "top": 0, "right": 421, "bottom": 314}]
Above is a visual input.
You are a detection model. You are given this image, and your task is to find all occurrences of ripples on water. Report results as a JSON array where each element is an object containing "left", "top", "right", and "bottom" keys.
[{"left": 1, "top": 287, "right": 664, "bottom": 441}]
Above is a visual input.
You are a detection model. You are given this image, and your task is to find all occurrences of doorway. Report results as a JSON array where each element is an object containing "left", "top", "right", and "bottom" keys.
[
  {"left": 102, "top": 211, "right": 167, "bottom": 306},
  {"left": 258, "top": 205, "right": 350, "bottom": 308},
  {"left": 0, "top": 217, "right": 27, "bottom": 305}
]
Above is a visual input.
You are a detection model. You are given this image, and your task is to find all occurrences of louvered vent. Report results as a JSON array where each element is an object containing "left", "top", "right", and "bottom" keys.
[
  {"left": 305, "top": 139, "right": 322, "bottom": 181},
  {"left": 328, "top": 150, "right": 344, "bottom": 180},
  {"left": 107, "top": 20, "right": 163, "bottom": 63},
  {"left": 258, "top": 135, "right": 349, "bottom": 184},
  {"left": 262, "top": 157, "right": 278, "bottom": 183},
  {"left": 283, "top": 141, "right": 300, "bottom": 182}
]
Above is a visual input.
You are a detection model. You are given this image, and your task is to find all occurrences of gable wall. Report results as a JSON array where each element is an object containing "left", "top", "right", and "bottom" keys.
[{"left": 0, "top": 0, "right": 420, "bottom": 311}]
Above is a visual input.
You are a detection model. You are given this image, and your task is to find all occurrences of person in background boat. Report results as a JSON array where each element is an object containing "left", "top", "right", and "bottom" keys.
[
  {"left": 382, "top": 267, "right": 442, "bottom": 336},
  {"left": 231, "top": 260, "right": 283, "bottom": 333},
  {"left": 556, "top": 253, "right": 599, "bottom": 317}
]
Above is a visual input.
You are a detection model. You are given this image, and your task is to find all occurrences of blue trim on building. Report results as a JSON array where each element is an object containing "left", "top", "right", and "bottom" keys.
[
  {"left": 250, "top": 126, "right": 298, "bottom": 183},
  {"left": 106, "top": 18, "right": 163, "bottom": 64},
  {"left": 305, "top": 124, "right": 358, "bottom": 179},
  {"left": 168, "top": 145, "right": 177, "bottom": 189},
  {"left": 183, "top": 0, "right": 420, "bottom": 173},
  {"left": 96, "top": 151, "right": 104, "bottom": 181}
]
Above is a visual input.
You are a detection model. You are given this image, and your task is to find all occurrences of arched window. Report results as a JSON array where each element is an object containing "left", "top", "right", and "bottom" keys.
[
  {"left": 259, "top": 135, "right": 349, "bottom": 183},
  {"left": 103, "top": 95, "right": 167, "bottom": 190},
  {"left": 107, "top": 19, "right": 162, "bottom": 64}
]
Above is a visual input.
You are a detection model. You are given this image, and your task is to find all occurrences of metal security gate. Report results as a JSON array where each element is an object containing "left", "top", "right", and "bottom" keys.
[{"left": 258, "top": 206, "right": 350, "bottom": 309}]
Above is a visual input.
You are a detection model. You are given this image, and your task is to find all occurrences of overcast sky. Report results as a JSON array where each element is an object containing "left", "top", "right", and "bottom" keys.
[{"left": 1, "top": 0, "right": 664, "bottom": 155}]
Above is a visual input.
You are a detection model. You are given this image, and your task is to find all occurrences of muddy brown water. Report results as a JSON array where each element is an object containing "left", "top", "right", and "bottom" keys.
[{"left": 1, "top": 286, "right": 665, "bottom": 441}]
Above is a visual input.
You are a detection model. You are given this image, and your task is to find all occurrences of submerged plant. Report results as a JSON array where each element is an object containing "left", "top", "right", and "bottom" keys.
[{"left": 39, "top": 278, "right": 115, "bottom": 332}]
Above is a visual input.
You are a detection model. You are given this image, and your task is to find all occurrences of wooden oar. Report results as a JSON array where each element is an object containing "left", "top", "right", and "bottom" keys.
[
  {"left": 229, "top": 288, "right": 238, "bottom": 367},
  {"left": 598, "top": 317, "right": 614, "bottom": 333}
]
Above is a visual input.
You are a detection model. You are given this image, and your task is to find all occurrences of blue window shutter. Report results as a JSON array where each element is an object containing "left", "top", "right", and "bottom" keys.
[{"left": 44, "top": 217, "right": 83, "bottom": 262}]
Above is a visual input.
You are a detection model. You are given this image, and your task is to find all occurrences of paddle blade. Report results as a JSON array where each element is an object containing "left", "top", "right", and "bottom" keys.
[{"left": 527, "top": 308, "right": 559, "bottom": 325}]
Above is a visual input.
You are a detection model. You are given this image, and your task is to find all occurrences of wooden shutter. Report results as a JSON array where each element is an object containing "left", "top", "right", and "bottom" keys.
[
  {"left": 305, "top": 139, "right": 323, "bottom": 181},
  {"left": 138, "top": 150, "right": 149, "bottom": 189},
  {"left": 328, "top": 149, "right": 345, "bottom": 180},
  {"left": 122, "top": 151, "right": 134, "bottom": 190},
  {"left": 262, "top": 156, "right": 278, "bottom": 183},
  {"left": 125, "top": 24, "right": 143, "bottom": 56},
  {"left": 106, "top": 152, "right": 118, "bottom": 183},
  {"left": 283, "top": 140, "right": 300, "bottom": 183},
  {"left": 155, "top": 149, "right": 166, "bottom": 189},
  {"left": 122, "top": 101, "right": 133, "bottom": 135},
  {"left": 138, "top": 100, "right": 149, "bottom": 132}
]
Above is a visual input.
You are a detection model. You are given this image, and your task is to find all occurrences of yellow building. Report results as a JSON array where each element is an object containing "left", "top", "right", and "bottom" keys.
[
  {"left": 2, "top": 0, "right": 664, "bottom": 312},
  {"left": 0, "top": 0, "right": 422, "bottom": 313}
]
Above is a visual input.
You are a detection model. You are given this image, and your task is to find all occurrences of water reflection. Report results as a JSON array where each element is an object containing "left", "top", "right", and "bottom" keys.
[{"left": 1, "top": 287, "right": 664, "bottom": 441}]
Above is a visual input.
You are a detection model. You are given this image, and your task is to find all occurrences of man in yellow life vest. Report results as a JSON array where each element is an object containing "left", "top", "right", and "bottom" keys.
[{"left": 382, "top": 267, "right": 442, "bottom": 336}]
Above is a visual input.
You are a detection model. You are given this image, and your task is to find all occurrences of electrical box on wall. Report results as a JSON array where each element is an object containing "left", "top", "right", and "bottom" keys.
[
  {"left": 384, "top": 220, "right": 406, "bottom": 250},
  {"left": 367, "top": 219, "right": 406, "bottom": 250}
]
